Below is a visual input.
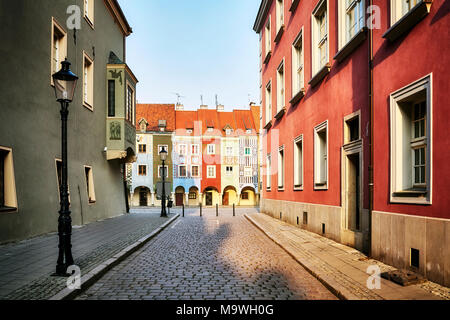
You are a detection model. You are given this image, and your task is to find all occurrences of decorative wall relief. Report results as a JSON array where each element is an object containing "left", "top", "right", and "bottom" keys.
[
  {"left": 109, "top": 69, "right": 123, "bottom": 85},
  {"left": 110, "top": 121, "right": 121, "bottom": 140}
]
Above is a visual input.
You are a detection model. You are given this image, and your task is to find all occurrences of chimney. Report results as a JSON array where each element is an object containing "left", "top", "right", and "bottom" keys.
[
  {"left": 200, "top": 104, "right": 208, "bottom": 109},
  {"left": 216, "top": 104, "right": 224, "bottom": 112},
  {"left": 176, "top": 103, "right": 184, "bottom": 111}
]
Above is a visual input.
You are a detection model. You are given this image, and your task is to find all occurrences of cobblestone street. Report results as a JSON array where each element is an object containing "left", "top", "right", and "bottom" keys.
[{"left": 77, "top": 209, "right": 337, "bottom": 300}]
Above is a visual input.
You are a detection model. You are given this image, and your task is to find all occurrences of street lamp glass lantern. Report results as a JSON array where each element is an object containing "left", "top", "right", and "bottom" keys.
[
  {"left": 52, "top": 59, "right": 78, "bottom": 102},
  {"left": 159, "top": 147, "right": 168, "bottom": 161}
]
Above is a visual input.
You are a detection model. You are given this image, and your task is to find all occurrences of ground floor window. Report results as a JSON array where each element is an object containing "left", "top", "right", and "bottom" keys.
[
  {"left": 84, "top": 166, "right": 96, "bottom": 204},
  {"left": 0, "top": 147, "right": 17, "bottom": 211},
  {"left": 241, "top": 192, "right": 249, "bottom": 200},
  {"left": 189, "top": 192, "right": 197, "bottom": 200}
]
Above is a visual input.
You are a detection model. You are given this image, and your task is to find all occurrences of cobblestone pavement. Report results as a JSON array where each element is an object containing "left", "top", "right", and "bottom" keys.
[
  {"left": 77, "top": 209, "right": 337, "bottom": 300},
  {"left": 0, "top": 209, "right": 176, "bottom": 300}
]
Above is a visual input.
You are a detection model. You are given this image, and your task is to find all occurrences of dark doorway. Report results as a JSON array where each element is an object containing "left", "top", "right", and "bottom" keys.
[
  {"left": 176, "top": 193, "right": 184, "bottom": 206},
  {"left": 139, "top": 188, "right": 148, "bottom": 207},
  {"left": 347, "top": 153, "right": 360, "bottom": 231},
  {"left": 223, "top": 192, "right": 229, "bottom": 206},
  {"left": 206, "top": 192, "right": 213, "bottom": 206}
]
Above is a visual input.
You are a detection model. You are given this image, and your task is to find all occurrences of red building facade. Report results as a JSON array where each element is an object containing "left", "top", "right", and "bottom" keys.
[{"left": 254, "top": 0, "right": 449, "bottom": 286}]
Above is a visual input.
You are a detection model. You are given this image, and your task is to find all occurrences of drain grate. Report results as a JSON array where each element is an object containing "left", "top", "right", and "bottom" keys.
[{"left": 381, "top": 269, "right": 426, "bottom": 287}]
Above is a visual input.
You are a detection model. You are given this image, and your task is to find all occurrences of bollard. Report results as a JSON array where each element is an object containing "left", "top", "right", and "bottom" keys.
[
  {"left": 200, "top": 203, "right": 202, "bottom": 217},
  {"left": 216, "top": 203, "right": 218, "bottom": 217},
  {"left": 182, "top": 204, "right": 185, "bottom": 217},
  {"left": 233, "top": 203, "right": 235, "bottom": 217}
]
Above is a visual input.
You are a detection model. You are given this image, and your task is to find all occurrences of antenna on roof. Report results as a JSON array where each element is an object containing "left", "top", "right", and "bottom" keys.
[
  {"left": 200, "top": 95, "right": 203, "bottom": 106},
  {"left": 215, "top": 94, "right": 219, "bottom": 107},
  {"left": 172, "top": 92, "right": 185, "bottom": 105}
]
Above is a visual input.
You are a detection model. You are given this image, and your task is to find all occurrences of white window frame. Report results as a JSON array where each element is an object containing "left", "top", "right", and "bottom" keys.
[
  {"left": 266, "top": 154, "right": 272, "bottom": 191},
  {"left": 82, "top": 51, "right": 94, "bottom": 110},
  {"left": 84, "top": 0, "right": 94, "bottom": 27},
  {"left": 226, "top": 166, "right": 233, "bottom": 176},
  {"left": 338, "top": 0, "right": 365, "bottom": 50},
  {"left": 311, "top": 0, "right": 329, "bottom": 76},
  {"left": 292, "top": 28, "right": 305, "bottom": 97},
  {"left": 277, "top": 60, "right": 285, "bottom": 114},
  {"left": 178, "top": 144, "right": 187, "bottom": 156},
  {"left": 244, "top": 166, "right": 252, "bottom": 178},
  {"left": 265, "top": 15, "right": 272, "bottom": 57},
  {"left": 294, "top": 135, "right": 304, "bottom": 190},
  {"left": 158, "top": 145, "right": 169, "bottom": 155},
  {"left": 191, "top": 144, "right": 200, "bottom": 155},
  {"left": 207, "top": 165, "right": 216, "bottom": 178},
  {"left": 245, "top": 147, "right": 251, "bottom": 156},
  {"left": 226, "top": 146, "right": 233, "bottom": 156},
  {"left": 51, "top": 18, "right": 67, "bottom": 85},
  {"left": 278, "top": 146, "right": 285, "bottom": 190},
  {"left": 191, "top": 165, "right": 200, "bottom": 178},
  {"left": 0, "top": 146, "right": 18, "bottom": 211},
  {"left": 178, "top": 165, "right": 187, "bottom": 178},
  {"left": 390, "top": 0, "right": 421, "bottom": 25},
  {"left": 138, "top": 165, "right": 147, "bottom": 176},
  {"left": 207, "top": 144, "right": 216, "bottom": 155},
  {"left": 84, "top": 165, "right": 96, "bottom": 204},
  {"left": 390, "top": 74, "right": 432, "bottom": 204},
  {"left": 126, "top": 82, "right": 135, "bottom": 124},
  {"left": 276, "top": 0, "right": 285, "bottom": 33},
  {"left": 158, "top": 165, "right": 169, "bottom": 178},
  {"left": 265, "top": 80, "right": 272, "bottom": 125},
  {"left": 314, "top": 121, "right": 328, "bottom": 189}
]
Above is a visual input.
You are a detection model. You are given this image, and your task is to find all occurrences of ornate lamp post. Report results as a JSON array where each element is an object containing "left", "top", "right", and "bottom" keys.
[
  {"left": 52, "top": 59, "right": 78, "bottom": 276},
  {"left": 160, "top": 147, "right": 168, "bottom": 218}
]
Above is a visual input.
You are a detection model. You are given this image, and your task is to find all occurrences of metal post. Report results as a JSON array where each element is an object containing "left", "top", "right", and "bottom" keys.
[
  {"left": 216, "top": 203, "right": 218, "bottom": 217},
  {"left": 200, "top": 203, "right": 202, "bottom": 217},
  {"left": 182, "top": 204, "right": 185, "bottom": 217},
  {"left": 161, "top": 159, "right": 167, "bottom": 217},
  {"left": 233, "top": 203, "right": 235, "bottom": 217},
  {"left": 55, "top": 101, "right": 74, "bottom": 276}
]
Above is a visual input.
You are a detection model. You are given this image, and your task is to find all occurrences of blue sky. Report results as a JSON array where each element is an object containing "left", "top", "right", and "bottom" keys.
[{"left": 118, "top": 0, "right": 261, "bottom": 111}]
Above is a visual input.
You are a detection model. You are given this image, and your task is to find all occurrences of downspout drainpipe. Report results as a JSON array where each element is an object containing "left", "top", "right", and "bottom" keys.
[{"left": 368, "top": 0, "right": 374, "bottom": 257}]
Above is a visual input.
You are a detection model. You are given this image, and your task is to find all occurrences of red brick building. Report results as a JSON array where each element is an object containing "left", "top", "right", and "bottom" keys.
[{"left": 254, "top": 0, "right": 449, "bottom": 286}]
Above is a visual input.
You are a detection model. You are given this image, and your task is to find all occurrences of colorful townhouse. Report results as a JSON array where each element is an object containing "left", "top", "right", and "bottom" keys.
[
  {"left": 131, "top": 104, "right": 175, "bottom": 206},
  {"left": 0, "top": 0, "right": 137, "bottom": 243},
  {"left": 253, "top": 0, "right": 450, "bottom": 286}
]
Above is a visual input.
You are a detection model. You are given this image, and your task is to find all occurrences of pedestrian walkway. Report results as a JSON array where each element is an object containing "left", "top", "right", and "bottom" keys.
[
  {"left": 245, "top": 212, "right": 450, "bottom": 300},
  {"left": 0, "top": 209, "right": 178, "bottom": 300}
]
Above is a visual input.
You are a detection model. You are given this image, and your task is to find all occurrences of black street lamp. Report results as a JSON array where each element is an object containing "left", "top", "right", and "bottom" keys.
[
  {"left": 52, "top": 59, "right": 78, "bottom": 276},
  {"left": 160, "top": 147, "right": 168, "bottom": 218}
]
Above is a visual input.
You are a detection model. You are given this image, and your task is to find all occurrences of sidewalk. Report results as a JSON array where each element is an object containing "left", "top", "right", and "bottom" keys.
[
  {"left": 245, "top": 212, "right": 450, "bottom": 300},
  {"left": 0, "top": 209, "right": 179, "bottom": 300}
]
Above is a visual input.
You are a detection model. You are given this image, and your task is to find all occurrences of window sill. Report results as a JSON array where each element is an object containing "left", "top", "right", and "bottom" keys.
[
  {"left": 83, "top": 102, "right": 94, "bottom": 112},
  {"left": 266, "top": 188, "right": 272, "bottom": 192},
  {"left": 263, "top": 120, "right": 273, "bottom": 130},
  {"left": 290, "top": 89, "right": 305, "bottom": 106},
  {"left": 391, "top": 190, "right": 431, "bottom": 205},
  {"left": 278, "top": 187, "right": 285, "bottom": 191},
  {"left": 308, "top": 63, "right": 331, "bottom": 88},
  {"left": 382, "top": 0, "right": 432, "bottom": 42},
  {"left": 0, "top": 206, "right": 17, "bottom": 213},
  {"left": 289, "top": 0, "right": 300, "bottom": 13},
  {"left": 84, "top": 15, "right": 94, "bottom": 30},
  {"left": 334, "top": 27, "right": 367, "bottom": 63},
  {"left": 263, "top": 51, "right": 272, "bottom": 65},
  {"left": 314, "top": 183, "right": 328, "bottom": 190},
  {"left": 88, "top": 200, "right": 96, "bottom": 205},
  {"left": 294, "top": 185, "right": 303, "bottom": 191},
  {"left": 274, "top": 25, "right": 285, "bottom": 44},
  {"left": 274, "top": 107, "right": 287, "bottom": 121}
]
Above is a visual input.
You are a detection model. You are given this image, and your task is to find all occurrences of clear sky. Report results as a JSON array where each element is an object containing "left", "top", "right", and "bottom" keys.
[{"left": 118, "top": 0, "right": 261, "bottom": 111}]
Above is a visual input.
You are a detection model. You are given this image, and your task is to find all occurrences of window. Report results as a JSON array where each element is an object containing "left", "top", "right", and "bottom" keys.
[
  {"left": 241, "top": 192, "right": 249, "bottom": 200},
  {"left": 126, "top": 84, "right": 134, "bottom": 123},
  {"left": 83, "top": 52, "right": 94, "bottom": 109},
  {"left": 226, "top": 146, "right": 233, "bottom": 156},
  {"left": 192, "top": 156, "right": 199, "bottom": 164},
  {"left": 191, "top": 144, "right": 200, "bottom": 155},
  {"left": 191, "top": 165, "right": 199, "bottom": 177},
  {"left": 292, "top": 30, "right": 304, "bottom": 96},
  {"left": 178, "top": 144, "right": 187, "bottom": 156},
  {"left": 265, "top": 16, "right": 271, "bottom": 57},
  {"left": 226, "top": 128, "right": 232, "bottom": 135},
  {"left": 344, "top": 112, "right": 360, "bottom": 144},
  {"left": 51, "top": 18, "right": 67, "bottom": 83},
  {"left": 277, "top": 61, "right": 285, "bottom": 113},
  {"left": 265, "top": 81, "right": 272, "bottom": 124},
  {"left": 278, "top": 147, "right": 285, "bottom": 189},
  {"left": 84, "top": 0, "right": 94, "bottom": 27},
  {"left": 244, "top": 167, "right": 252, "bottom": 177},
  {"left": 391, "top": 0, "right": 421, "bottom": 24},
  {"left": 158, "top": 166, "right": 169, "bottom": 178},
  {"left": 138, "top": 165, "right": 147, "bottom": 176},
  {"left": 339, "top": 0, "right": 365, "bottom": 49},
  {"left": 390, "top": 75, "right": 431, "bottom": 203},
  {"left": 266, "top": 155, "right": 272, "bottom": 191},
  {"left": 84, "top": 166, "right": 96, "bottom": 204},
  {"left": 138, "top": 144, "right": 146, "bottom": 153},
  {"left": 312, "top": 0, "right": 328, "bottom": 75},
  {"left": 226, "top": 166, "right": 233, "bottom": 175},
  {"left": 294, "top": 135, "right": 303, "bottom": 188},
  {"left": 189, "top": 192, "right": 197, "bottom": 200},
  {"left": 179, "top": 165, "right": 187, "bottom": 177},
  {"left": 207, "top": 165, "right": 216, "bottom": 178},
  {"left": 246, "top": 129, "right": 252, "bottom": 134},
  {"left": 314, "top": 122, "right": 328, "bottom": 188},
  {"left": 276, "top": 0, "right": 285, "bottom": 33},
  {"left": 245, "top": 147, "right": 251, "bottom": 156},
  {"left": 207, "top": 127, "right": 214, "bottom": 133},
  {"left": 207, "top": 144, "right": 216, "bottom": 155},
  {"left": 0, "top": 147, "right": 17, "bottom": 211},
  {"left": 108, "top": 80, "right": 115, "bottom": 117}
]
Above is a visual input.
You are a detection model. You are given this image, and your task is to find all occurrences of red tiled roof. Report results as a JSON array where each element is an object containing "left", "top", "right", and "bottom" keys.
[{"left": 136, "top": 104, "right": 175, "bottom": 132}]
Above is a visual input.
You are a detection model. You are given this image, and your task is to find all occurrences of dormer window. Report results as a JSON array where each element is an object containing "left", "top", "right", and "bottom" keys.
[
  {"left": 246, "top": 129, "right": 252, "bottom": 134},
  {"left": 186, "top": 129, "right": 193, "bottom": 134},
  {"left": 207, "top": 127, "right": 214, "bottom": 133},
  {"left": 159, "top": 120, "right": 167, "bottom": 132}
]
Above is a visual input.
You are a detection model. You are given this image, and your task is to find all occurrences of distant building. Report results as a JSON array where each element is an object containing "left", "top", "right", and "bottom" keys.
[{"left": 0, "top": 0, "right": 137, "bottom": 243}]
